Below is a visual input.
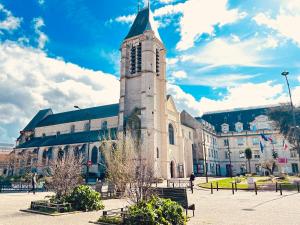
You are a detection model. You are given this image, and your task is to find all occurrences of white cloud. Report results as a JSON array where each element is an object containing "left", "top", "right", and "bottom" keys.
[
  {"left": 0, "top": 4, "right": 22, "bottom": 32},
  {"left": 158, "top": 0, "right": 176, "bottom": 4},
  {"left": 115, "top": 14, "right": 136, "bottom": 24},
  {"left": 175, "top": 0, "right": 246, "bottom": 50},
  {"left": 0, "top": 41, "right": 120, "bottom": 142},
  {"left": 167, "top": 84, "right": 202, "bottom": 116},
  {"left": 167, "top": 81, "right": 300, "bottom": 117},
  {"left": 184, "top": 74, "right": 258, "bottom": 88},
  {"left": 33, "top": 17, "right": 48, "bottom": 49},
  {"left": 153, "top": 3, "right": 183, "bottom": 17},
  {"left": 254, "top": 0, "right": 300, "bottom": 46},
  {"left": 181, "top": 38, "right": 265, "bottom": 68},
  {"left": 171, "top": 70, "right": 187, "bottom": 79}
]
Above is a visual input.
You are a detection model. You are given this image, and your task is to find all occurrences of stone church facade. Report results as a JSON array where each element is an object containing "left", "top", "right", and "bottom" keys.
[{"left": 10, "top": 6, "right": 299, "bottom": 180}]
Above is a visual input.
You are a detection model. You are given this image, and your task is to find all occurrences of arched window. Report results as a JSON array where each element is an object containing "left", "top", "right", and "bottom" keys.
[
  {"left": 58, "top": 149, "right": 64, "bottom": 160},
  {"left": 91, "top": 146, "right": 98, "bottom": 164},
  {"left": 70, "top": 124, "right": 75, "bottom": 133},
  {"left": 42, "top": 150, "right": 47, "bottom": 165},
  {"left": 47, "top": 147, "right": 53, "bottom": 161},
  {"left": 168, "top": 124, "right": 175, "bottom": 145},
  {"left": 74, "top": 146, "right": 80, "bottom": 159}
]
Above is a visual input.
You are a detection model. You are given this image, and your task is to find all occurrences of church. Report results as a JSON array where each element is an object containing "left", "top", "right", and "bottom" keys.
[{"left": 10, "top": 6, "right": 299, "bottom": 180}]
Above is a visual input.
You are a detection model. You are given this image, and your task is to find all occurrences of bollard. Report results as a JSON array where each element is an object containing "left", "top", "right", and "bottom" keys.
[
  {"left": 211, "top": 182, "right": 213, "bottom": 194},
  {"left": 216, "top": 182, "right": 219, "bottom": 191},
  {"left": 179, "top": 180, "right": 181, "bottom": 187},
  {"left": 254, "top": 182, "right": 257, "bottom": 195},
  {"left": 231, "top": 183, "right": 234, "bottom": 195},
  {"left": 275, "top": 182, "right": 278, "bottom": 192},
  {"left": 235, "top": 182, "right": 238, "bottom": 192},
  {"left": 167, "top": 180, "right": 169, "bottom": 187},
  {"left": 156, "top": 181, "right": 158, "bottom": 187},
  {"left": 297, "top": 182, "right": 300, "bottom": 193},
  {"left": 173, "top": 183, "right": 175, "bottom": 188},
  {"left": 279, "top": 184, "right": 282, "bottom": 196}
]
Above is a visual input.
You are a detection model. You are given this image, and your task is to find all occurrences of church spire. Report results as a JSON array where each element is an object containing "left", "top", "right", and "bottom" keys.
[{"left": 125, "top": 3, "right": 161, "bottom": 41}]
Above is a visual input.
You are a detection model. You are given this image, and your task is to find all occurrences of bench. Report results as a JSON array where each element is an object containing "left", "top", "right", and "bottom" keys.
[
  {"left": 149, "top": 187, "right": 195, "bottom": 216},
  {"left": 30, "top": 200, "right": 71, "bottom": 213},
  {"left": 167, "top": 179, "right": 192, "bottom": 188}
]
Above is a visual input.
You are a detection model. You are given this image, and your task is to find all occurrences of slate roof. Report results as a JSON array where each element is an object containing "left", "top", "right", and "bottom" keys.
[
  {"left": 16, "top": 128, "right": 117, "bottom": 149},
  {"left": 23, "top": 109, "right": 53, "bottom": 131},
  {"left": 198, "top": 106, "right": 273, "bottom": 133},
  {"left": 33, "top": 104, "right": 119, "bottom": 128},
  {"left": 125, "top": 7, "right": 161, "bottom": 40}
]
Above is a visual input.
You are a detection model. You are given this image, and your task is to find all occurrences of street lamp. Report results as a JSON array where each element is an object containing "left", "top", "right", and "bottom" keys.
[
  {"left": 281, "top": 72, "right": 296, "bottom": 127},
  {"left": 74, "top": 105, "right": 91, "bottom": 184},
  {"left": 201, "top": 130, "right": 208, "bottom": 183},
  {"left": 281, "top": 71, "right": 300, "bottom": 171}
]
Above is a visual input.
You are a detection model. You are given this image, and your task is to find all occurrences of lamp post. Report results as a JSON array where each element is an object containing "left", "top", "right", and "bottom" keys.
[
  {"left": 281, "top": 71, "right": 300, "bottom": 171},
  {"left": 74, "top": 105, "right": 91, "bottom": 184},
  {"left": 201, "top": 130, "right": 208, "bottom": 183}
]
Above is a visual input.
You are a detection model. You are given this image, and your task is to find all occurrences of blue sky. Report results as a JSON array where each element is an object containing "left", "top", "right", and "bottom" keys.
[{"left": 0, "top": 0, "right": 300, "bottom": 143}]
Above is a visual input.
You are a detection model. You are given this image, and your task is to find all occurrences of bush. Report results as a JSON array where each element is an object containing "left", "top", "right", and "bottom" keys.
[
  {"left": 126, "top": 197, "right": 186, "bottom": 225},
  {"left": 98, "top": 216, "right": 122, "bottom": 224},
  {"left": 66, "top": 185, "right": 104, "bottom": 211}
]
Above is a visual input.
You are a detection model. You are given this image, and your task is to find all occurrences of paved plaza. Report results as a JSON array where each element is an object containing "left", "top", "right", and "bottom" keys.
[{"left": 1, "top": 182, "right": 300, "bottom": 225}]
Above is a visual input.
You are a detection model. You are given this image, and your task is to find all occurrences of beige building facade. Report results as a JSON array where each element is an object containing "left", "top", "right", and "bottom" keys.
[{"left": 10, "top": 6, "right": 299, "bottom": 180}]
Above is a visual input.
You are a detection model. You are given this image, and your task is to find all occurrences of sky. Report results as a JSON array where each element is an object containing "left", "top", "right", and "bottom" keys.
[{"left": 0, "top": 0, "right": 300, "bottom": 144}]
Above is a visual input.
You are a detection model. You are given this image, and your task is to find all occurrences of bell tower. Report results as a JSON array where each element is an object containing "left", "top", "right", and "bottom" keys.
[{"left": 118, "top": 6, "right": 168, "bottom": 178}]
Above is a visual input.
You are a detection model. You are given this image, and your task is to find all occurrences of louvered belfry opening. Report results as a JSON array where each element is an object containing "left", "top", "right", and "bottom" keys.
[
  {"left": 137, "top": 42, "right": 142, "bottom": 72},
  {"left": 156, "top": 48, "right": 160, "bottom": 76},
  {"left": 130, "top": 45, "right": 136, "bottom": 74},
  {"left": 130, "top": 42, "right": 142, "bottom": 75}
]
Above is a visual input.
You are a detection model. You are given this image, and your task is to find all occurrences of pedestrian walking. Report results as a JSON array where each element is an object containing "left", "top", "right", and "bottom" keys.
[
  {"left": 190, "top": 172, "right": 195, "bottom": 193},
  {"left": 28, "top": 173, "right": 37, "bottom": 194}
]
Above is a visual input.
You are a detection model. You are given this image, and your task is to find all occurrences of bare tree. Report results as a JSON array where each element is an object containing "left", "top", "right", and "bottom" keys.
[
  {"left": 46, "top": 153, "right": 84, "bottom": 199},
  {"left": 101, "top": 133, "right": 155, "bottom": 203}
]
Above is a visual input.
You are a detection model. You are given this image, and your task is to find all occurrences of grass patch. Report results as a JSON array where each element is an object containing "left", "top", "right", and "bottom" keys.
[
  {"left": 199, "top": 178, "right": 249, "bottom": 190},
  {"left": 199, "top": 176, "right": 300, "bottom": 191}
]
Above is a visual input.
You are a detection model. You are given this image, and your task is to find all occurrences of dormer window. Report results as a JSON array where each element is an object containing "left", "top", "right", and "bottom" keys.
[
  {"left": 221, "top": 123, "right": 229, "bottom": 133},
  {"left": 235, "top": 122, "right": 243, "bottom": 132}
]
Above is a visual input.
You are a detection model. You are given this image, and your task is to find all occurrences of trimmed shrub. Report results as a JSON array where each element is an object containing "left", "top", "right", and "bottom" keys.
[
  {"left": 126, "top": 197, "right": 186, "bottom": 225},
  {"left": 66, "top": 185, "right": 104, "bottom": 211}
]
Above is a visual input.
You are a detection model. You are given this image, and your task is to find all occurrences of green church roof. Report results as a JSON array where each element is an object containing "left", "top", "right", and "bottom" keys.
[
  {"left": 16, "top": 128, "right": 117, "bottom": 149},
  {"left": 23, "top": 109, "right": 53, "bottom": 131},
  {"left": 36, "top": 103, "right": 119, "bottom": 128}
]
